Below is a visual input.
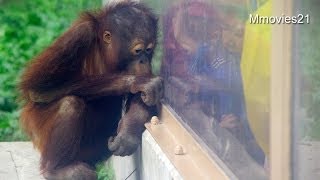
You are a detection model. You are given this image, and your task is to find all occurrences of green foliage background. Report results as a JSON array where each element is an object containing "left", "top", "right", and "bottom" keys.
[
  {"left": 0, "top": 0, "right": 101, "bottom": 139},
  {"left": 300, "top": 0, "right": 320, "bottom": 140}
]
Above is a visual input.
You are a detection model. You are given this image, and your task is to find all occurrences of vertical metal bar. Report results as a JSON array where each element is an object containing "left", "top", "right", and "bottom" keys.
[{"left": 270, "top": 0, "right": 293, "bottom": 179}]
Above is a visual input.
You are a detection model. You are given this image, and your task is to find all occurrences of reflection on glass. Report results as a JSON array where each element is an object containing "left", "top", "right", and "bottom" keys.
[
  {"left": 294, "top": 0, "right": 320, "bottom": 179},
  {"left": 145, "top": 0, "right": 270, "bottom": 178}
]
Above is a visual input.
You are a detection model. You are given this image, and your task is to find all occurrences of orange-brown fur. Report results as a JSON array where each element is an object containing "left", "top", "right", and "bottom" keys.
[{"left": 19, "top": 1, "right": 161, "bottom": 179}]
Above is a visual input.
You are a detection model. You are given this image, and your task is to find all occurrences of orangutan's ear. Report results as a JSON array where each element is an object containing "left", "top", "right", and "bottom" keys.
[{"left": 103, "top": 31, "right": 112, "bottom": 44}]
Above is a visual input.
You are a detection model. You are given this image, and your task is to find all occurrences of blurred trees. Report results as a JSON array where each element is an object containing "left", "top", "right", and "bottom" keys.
[
  {"left": 0, "top": 0, "right": 101, "bottom": 141},
  {"left": 300, "top": 0, "right": 320, "bottom": 140}
]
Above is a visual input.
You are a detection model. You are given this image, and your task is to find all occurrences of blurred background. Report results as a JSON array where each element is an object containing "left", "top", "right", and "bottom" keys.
[{"left": 0, "top": 0, "right": 102, "bottom": 141}]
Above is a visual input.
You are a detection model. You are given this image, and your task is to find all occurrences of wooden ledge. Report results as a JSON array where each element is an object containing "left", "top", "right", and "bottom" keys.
[{"left": 145, "top": 105, "right": 229, "bottom": 180}]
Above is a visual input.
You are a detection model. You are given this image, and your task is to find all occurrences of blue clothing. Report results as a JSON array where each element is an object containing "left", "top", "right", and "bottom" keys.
[{"left": 190, "top": 43, "right": 245, "bottom": 122}]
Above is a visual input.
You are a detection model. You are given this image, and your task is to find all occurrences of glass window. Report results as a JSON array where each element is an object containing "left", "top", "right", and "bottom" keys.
[
  {"left": 293, "top": 0, "right": 320, "bottom": 179},
  {"left": 144, "top": 0, "right": 270, "bottom": 178}
]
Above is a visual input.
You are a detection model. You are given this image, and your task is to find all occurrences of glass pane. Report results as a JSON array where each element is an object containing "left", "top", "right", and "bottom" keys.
[
  {"left": 293, "top": 0, "right": 320, "bottom": 179},
  {"left": 144, "top": 0, "right": 270, "bottom": 178}
]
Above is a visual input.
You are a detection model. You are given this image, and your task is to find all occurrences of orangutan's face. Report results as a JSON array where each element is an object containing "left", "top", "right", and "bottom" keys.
[{"left": 185, "top": 15, "right": 219, "bottom": 43}]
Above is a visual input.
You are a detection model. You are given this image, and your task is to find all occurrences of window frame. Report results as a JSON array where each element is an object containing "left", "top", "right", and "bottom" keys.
[{"left": 270, "top": 0, "right": 293, "bottom": 179}]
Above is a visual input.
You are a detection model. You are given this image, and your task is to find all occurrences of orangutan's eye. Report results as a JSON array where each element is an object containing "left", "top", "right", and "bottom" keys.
[
  {"left": 145, "top": 43, "right": 154, "bottom": 54},
  {"left": 131, "top": 43, "right": 144, "bottom": 55}
]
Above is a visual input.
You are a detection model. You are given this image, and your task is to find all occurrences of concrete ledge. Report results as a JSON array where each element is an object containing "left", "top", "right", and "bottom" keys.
[
  {"left": 1, "top": 139, "right": 319, "bottom": 179},
  {"left": 0, "top": 132, "right": 182, "bottom": 180},
  {"left": 0, "top": 142, "right": 44, "bottom": 180},
  {"left": 112, "top": 131, "right": 182, "bottom": 180}
]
